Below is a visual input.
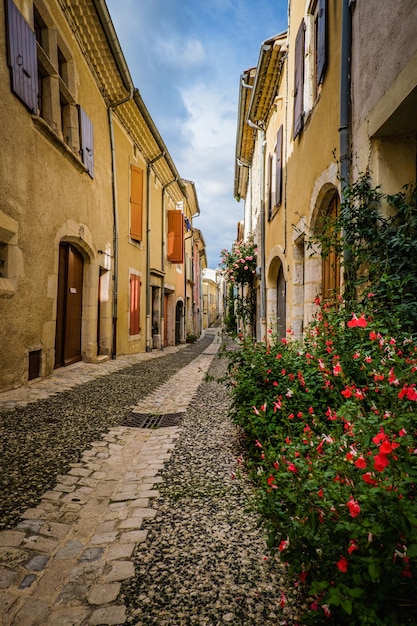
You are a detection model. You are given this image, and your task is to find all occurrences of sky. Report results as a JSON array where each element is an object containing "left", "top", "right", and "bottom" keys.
[{"left": 105, "top": 0, "right": 288, "bottom": 268}]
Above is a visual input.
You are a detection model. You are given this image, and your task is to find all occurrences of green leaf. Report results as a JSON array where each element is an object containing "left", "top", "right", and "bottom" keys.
[
  {"left": 341, "top": 598, "right": 353, "bottom": 615},
  {"left": 368, "top": 561, "right": 381, "bottom": 582},
  {"left": 405, "top": 544, "right": 417, "bottom": 558}
]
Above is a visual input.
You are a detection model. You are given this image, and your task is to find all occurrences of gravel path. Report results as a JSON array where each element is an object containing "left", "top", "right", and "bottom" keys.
[
  {"left": 119, "top": 342, "right": 300, "bottom": 625},
  {"left": 0, "top": 333, "right": 301, "bottom": 624},
  {"left": 0, "top": 336, "right": 214, "bottom": 531}
]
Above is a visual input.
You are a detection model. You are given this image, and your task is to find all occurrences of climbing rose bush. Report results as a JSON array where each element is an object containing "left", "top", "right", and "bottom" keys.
[
  {"left": 220, "top": 237, "right": 257, "bottom": 285},
  {"left": 228, "top": 297, "right": 417, "bottom": 625}
]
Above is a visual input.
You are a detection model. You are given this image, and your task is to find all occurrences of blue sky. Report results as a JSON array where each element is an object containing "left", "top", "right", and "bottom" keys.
[{"left": 106, "top": 0, "right": 288, "bottom": 268}]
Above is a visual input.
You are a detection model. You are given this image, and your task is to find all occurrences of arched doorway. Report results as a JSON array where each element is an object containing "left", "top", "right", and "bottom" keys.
[{"left": 55, "top": 242, "right": 84, "bottom": 367}]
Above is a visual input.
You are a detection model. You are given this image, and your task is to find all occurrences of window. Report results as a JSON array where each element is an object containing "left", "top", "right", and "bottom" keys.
[
  {"left": 6, "top": 0, "right": 92, "bottom": 174},
  {"left": 268, "top": 125, "right": 283, "bottom": 220},
  {"left": 267, "top": 153, "right": 274, "bottom": 220},
  {"left": 167, "top": 210, "right": 184, "bottom": 264},
  {"left": 293, "top": 20, "right": 305, "bottom": 139},
  {"left": 6, "top": 0, "right": 38, "bottom": 113},
  {"left": 275, "top": 125, "right": 283, "bottom": 206},
  {"left": 130, "top": 165, "right": 143, "bottom": 241},
  {"left": 305, "top": 0, "right": 328, "bottom": 113},
  {"left": 129, "top": 273, "right": 141, "bottom": 335}
]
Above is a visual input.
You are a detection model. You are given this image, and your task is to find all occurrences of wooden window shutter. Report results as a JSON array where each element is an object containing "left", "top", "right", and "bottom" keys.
[
  {"left": 6, "top": 0, "right": 38, "bottom": 113},
  {"left": 267, "top": 154, "right": 273, "bottom": 220},
  {"left": 293, "top": 20, "right": 305, "bottom": 140},
  {"left": 167, "top": 210, "right": 184, "bottom": 264},
  {"left": 129, "top": 273, "right": 141, "bottom": 335},
  {"left": 275, "top": 125, "right": 283, "bottom": 206},
  {"left": 130, "top": 165, "right": 143, "bottom": 241},
  {"left": 317, "top": 0, "right": 327, "bottom": 86},
  {"left": 79, "top": 107, "right": 94, "bottom": 178}
]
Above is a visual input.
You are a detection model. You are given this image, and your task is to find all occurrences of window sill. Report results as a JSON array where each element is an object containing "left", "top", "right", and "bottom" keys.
[{"left": 31, "top": 115, "right": 86, "bottom": 174}]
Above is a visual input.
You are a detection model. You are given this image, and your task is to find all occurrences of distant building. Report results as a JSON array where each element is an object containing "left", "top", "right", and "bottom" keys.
[{"left": 202, "top": 268, "right": 220, "bottom": 329}]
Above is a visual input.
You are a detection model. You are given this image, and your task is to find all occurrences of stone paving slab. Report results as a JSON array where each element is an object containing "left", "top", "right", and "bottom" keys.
[{"left": 0, "top": 329, "right": 222, "bottom": 625}]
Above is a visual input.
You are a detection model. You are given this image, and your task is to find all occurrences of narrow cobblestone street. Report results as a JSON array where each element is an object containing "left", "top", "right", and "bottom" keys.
[{"left": 0, "top": 329, "right": 297, "bottom": 626}]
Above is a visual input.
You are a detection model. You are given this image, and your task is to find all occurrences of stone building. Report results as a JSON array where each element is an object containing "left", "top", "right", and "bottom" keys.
[
  {"left": 0, "top": 0, "right": 206, "bottom": 392},
  {"left": 234, "top": 0, "right": 417, "bottom": 340}
]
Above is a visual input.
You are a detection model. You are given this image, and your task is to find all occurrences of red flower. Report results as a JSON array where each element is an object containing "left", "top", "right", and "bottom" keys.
[
  {"left": 347, "top": 540, "right": 359, "bottom": 554},
  {"left": 374, "top": 452, "right": 390, "bottom": 472},
  {"left": 287, "top": 463, "right": 298, "bottom": 473},
  {"left": 362, "top": 472, "right": 378, "bottom": 486},
  {"left": 278, "top": 538, "right": 289, "bottom": 552},
  {"left": 341, "top": 386, "right": 353, "bottom": 398},
  {"left": 347, "top": 497, "right": 361, "bottom": 518},
  {"left": 347, "top": 314, "right": 368, "bottom": 328},
  {"left": 336, "top": 556, "right": 348, "bottom": 572},
  {"left": 354, "top": 456, "right": 367, "bottom": 469}
]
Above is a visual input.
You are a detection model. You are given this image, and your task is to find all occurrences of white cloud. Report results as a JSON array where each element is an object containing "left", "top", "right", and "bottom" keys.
[{"left": 157, "top": 36, "right": 206, "bottom": 68}]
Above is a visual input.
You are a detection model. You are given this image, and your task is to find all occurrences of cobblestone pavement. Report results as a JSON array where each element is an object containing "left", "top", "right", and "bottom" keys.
[{"left": 0, "top": 331, "right": 223, "bottom": 625}]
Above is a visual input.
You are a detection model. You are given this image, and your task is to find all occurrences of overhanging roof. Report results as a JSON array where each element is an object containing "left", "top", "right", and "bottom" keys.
[
  {"left": 64, "top": 0, "right": 188, "bottom": 204},
  {"left": 234, "top": 32, "right": 287, "bottom": 200}
]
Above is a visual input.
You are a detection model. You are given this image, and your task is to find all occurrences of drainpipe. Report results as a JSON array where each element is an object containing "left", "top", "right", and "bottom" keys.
[
  {"left": 340, "top": 0, "right": 354, "bottom": 276},
  {"left": 108, "top": 89, "right": 134, "bottom": 358},
  {"left": 247, "top": 119, "right": 266, "bottom": 340}
]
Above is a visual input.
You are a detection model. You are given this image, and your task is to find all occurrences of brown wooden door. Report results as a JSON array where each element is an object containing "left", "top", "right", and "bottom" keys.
[
  {"left": 55, "top": 243, "right": 83, "bottom": 368},
  {"left": 322, "top": 195, "right": 340, "bottom": 302}
]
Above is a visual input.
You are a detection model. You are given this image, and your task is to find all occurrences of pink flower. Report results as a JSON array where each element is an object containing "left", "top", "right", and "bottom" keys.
[{"left": 333, "top": 363, "right": 342, "bottom": 376}]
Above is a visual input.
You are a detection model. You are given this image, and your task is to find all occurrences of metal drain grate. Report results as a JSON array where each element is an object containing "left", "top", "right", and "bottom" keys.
[{"left": 122, "top": 412, "right": 184, "bottom": 428}]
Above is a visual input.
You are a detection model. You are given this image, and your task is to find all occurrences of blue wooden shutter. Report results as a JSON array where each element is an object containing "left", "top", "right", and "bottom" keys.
[
  {"left": 275, "top": 125, "right": 283, "bottom": 206},
  {"left": 79, "top": 107, "right": 94, "bottom": 178},
  {"left": 6, "top": 0, "right": 38, "bottom": 113},
  {"left": 293, "top": 20, "right": 305, "bottom": 140},
  {"left": 317, "top": 0, "right": 327, "bottom": 85}
]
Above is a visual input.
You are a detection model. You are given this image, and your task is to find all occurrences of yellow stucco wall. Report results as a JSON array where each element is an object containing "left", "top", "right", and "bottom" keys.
[{"left": 0, "top": 0, "right": 114, "bottom": 391}]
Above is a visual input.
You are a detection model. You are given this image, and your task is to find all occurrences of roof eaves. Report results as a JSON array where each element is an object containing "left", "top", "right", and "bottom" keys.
[{"left": 247, "top": 31, "right": 287, "bottom": 125}]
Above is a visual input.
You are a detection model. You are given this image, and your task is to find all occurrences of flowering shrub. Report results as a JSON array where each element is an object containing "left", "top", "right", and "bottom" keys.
[
  {"left": 228, "top": 298, "right": 417, "bottom": 624},
  {"left": 220, "top": 237, "right": 258, "bottom": 335},
  {"left": 220, "top": 237, "right": 257, "bottom": 285}
]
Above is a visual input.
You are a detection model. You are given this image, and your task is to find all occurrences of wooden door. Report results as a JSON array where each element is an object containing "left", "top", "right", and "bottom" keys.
[
  {"left": 55, "top": 243, "right": 83, "bottom": 368},
  {"left": 322, "top": 195, "right": 340, "bottom": 302}
]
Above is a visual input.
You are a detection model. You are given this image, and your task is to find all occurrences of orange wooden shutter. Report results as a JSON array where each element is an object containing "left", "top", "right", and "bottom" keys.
[
  {"left": 129, "top": 273, "right": 141, "bottom": 335},
  {"left": 130, "top": 165, "right": 143, "bottom": 241},
  {"left": 167, "top": 210, "right": 184, "bottom": 263}
]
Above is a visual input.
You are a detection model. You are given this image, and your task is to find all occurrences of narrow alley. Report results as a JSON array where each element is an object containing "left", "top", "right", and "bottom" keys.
[{"left": 0, "top": 329, "right": 297, "bottom": 626}]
